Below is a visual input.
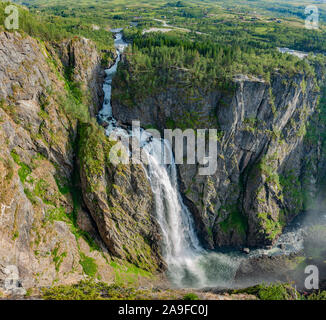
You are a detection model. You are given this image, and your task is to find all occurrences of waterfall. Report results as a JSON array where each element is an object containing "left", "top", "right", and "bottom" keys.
[
  {"left": 139, "top": 131, "right": 208, "bottom": 287},
  {"left": 98, "top": 30, "right": 241, "bottom": 289}
]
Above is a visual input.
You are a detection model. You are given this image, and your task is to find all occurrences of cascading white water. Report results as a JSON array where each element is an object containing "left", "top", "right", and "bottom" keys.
[
  {"left": 98, "top": 30, "right": 242, "bottom": 289},
  {"left": 139, "top": 131, "right": 209, "bottom": 287},
  {"left": 98, "top": 31, "right": 128, "bottom": 133}
]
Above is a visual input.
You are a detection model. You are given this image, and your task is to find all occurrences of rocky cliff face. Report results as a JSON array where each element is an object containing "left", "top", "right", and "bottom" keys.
[
  {"left": 55, "top": 37, "right": 105, "bottom": 117},
  {"left": 0, "top": 26, "right": 325, "bottom": 293},
  {"left": 112, "top": 63, "right": 324, "bottom": 249},
  {"left": 78, "top": 122, "right": 164, "bottom": 272},
  {"left": 0, "top": 30, "right": 162, "bottom": 293},
  {"left": 0, "top": 31, "right": 84, "bottom": 289}
]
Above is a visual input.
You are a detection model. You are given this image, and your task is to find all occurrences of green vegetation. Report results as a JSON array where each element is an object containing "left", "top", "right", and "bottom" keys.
[
  {"left": 54, "top": 176, "right": 70, "bottom": 195},
  {"left": 51, "top": 246, "right": 67, "bottom": 272},
  {"left": 110, "top": 261, "right": 152, "bottom": 287},
  {"left": 42, "top": 280, "right": 138, "bottom": 300},
  {"left": 279, "top": 170, "right": 303, "bottom": 215},
  {"left": 42, "top": 280, "right": 326, "bottom": 300},
  {"left": 23, "top": 188, "right": 37, "bottom": 205},
  {"left": 60, "top": 83, "right": 90, "bottom": 124},
  {"left": 45, "top": 207, "right": 67, "bottom": 224},
  {"left": 44, "top": 200, "right": 101, "bottom": 254},
  {"left": 114, "top": 30, "right": 314, "bottom": 106},
  {"left": 257, "top": 282, "right": 296, "bottom": 300},
  {"left": 77, "top": 121, "right": 110, "bottom": 192},
  {"left": 79, "top": 252, "right": 98, "bottom": 277},
  {"left": 253, "top": 153, "right": 304, "bottom": 241},
  {"left": 307, "top": 291, "right": 326, "bottom": 300},
  {"left": 183, "top": 293, "right": 199, "bottom": 300},
  {"left": 234, "top": 282, "right": 326, "bottom": 300},
  {"left": 0, "top": 1, "right": 114, "bottom": 60},
  {"left": 258, "top": 154, "right": 281, "bottom": 192},
  {"left": 12, "top": 0, "right": 326, "bottom": 52},
  {"left": 10, "top": 150, "right": 32, "bottom": 184},
  {"left": 219, "top": 204, "right": 248, "bottom": 236},
  {"left": 257, "top": 211, "right": 282, "bottom": 241},
  {"left": 42, "top": 279, "right": 187, "bottom": 300},
  {"left": 305, "top": 83, "right": 326, "bottom": 197},
  {"left": 7, "top": 0, "right": 325, "bottom": 109}
]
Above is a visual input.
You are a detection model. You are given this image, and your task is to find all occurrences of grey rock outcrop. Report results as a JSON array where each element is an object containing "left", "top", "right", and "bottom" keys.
[
  {"left": 0, "top": 31, "right": 122, "bottom": 291},
  {"left": 55, "top": 37, "right": 105, "bottom": 117},
  {"left": 78, "top": 122, "right": 164, "bottom": 272},
  {"left": 112, "top": 63, "right": 322, "bottom": 249}
]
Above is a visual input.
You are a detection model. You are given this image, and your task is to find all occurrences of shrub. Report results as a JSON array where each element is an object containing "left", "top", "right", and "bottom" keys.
[
  {"left": 183, "top": 293, "right": 199, "bottom": 300},
  {"left": 42, "top": 280, "right": 136, "bottom": 300},
  {"left": 257, "top": 283, "right": 301, "bottom": 300},
  {"left": 79, "top": 253, "right": 98, "bottom": 277},
  {"left": 307, "top": 291, "right": 326, "bottom": 300}
]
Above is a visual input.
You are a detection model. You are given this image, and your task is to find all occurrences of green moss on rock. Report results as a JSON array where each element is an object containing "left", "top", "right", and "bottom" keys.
[{"left": 219, "top": 205, "right": 248, "bottom": 236}]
